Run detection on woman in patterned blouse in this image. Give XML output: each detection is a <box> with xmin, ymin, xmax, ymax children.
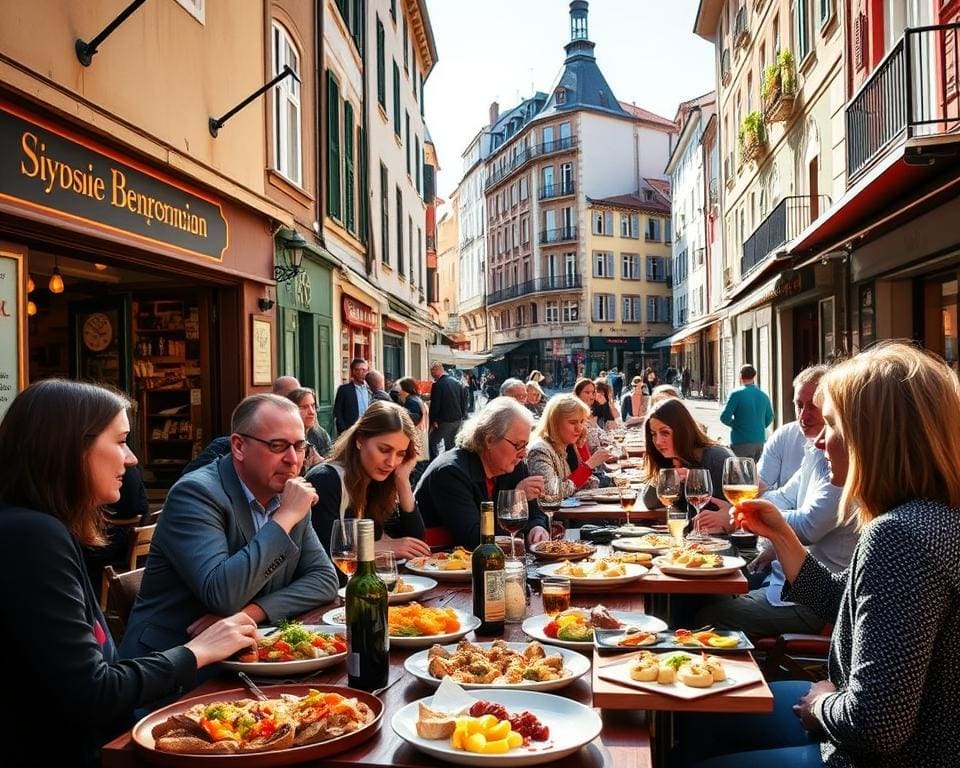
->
<box><xmin>690</xmin><ymin>341</ymin><xmax>960</xmax><ymax>767</ymax></box>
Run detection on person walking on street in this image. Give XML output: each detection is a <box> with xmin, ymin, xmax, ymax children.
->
<box><xmin>427</xmin><ymin>361</ymin><xmax>465</xmax><ymax>459</ymax></box>
<box><xmin>720</xmin><ymin>364</ymin><xmax>774</xmax><ymax>461</ymax></box>
<box><xmin>332</xmin><ymin>358</ymin><xmax>370</xmax><ymax>434</ymax></box>
<box><xmin>681</xmin><ymin>366</ymin><xmax>692</xmax><ymax>399</ymax></box>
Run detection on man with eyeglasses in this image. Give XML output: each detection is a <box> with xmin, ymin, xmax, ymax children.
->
<box><xmin>120</xmin><ymin>394</ymin><xmax>339</xmax><ymax>664</ymax></box>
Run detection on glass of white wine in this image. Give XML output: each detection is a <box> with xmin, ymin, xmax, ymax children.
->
<box><xmin>684</xmin><ymin>468</ymin><xmax>713</xmax><ymax>540</ymax></box>
<box><xmin>722</xmin><ymin>456</ymin><xmax>759</xmax><ymax>533</ymax></box>
<box><xmin>375</xmin><ymin>551</ymin><xmax>398</xmax><ymax>593</ymax></box>
<box><xmin>657</xmin><ymin>468</ymin><xmax>685</xmax><ymax>546</ymax></box>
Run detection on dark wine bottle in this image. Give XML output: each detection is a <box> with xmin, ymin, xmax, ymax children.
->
<box><xmin>346</xmin><ymin>519</ymin><xmax>389</xmax><ymax>690</ymax></box>
<box><xmin>472</xmin><ymin>501</ymin><xmax>505</xmax><ymax>635</ymax></box>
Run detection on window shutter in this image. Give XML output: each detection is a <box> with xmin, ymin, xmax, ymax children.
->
<box><xmin>593</xmin><ymin>295</ymin><xmax>601</xmax><ymax>319</ymax></box>
<box><xmin>326</xmin><ymin>71</ymin><xmax>341</xmax><ymax>220</ymax></box>
<box><xmin>393</xmin><ymin>61</ymin><xmax>401</xmax><ymax>134</ymax></box>
<box><xmin>632</xmin><ymin>214</ymin><xmax>640</xmax><ymax>238</ymax></box>
<box><xmin>604</xmin><ymin>211</ymin><xmax>613</xmax><ymax>235</ymax></box>
<box><xmin>358</xmin><ymin>126</ymin><xmax>367</xmax><ymax>242</ymax></box>
<box><xmin>376</xmin><ymin>18</ymin><xmax>386</xmax><ymax>107</ymax></box>
<box><xmin>607</xmin><ymin>294</ymin><xmax>615</xmax><ymax>321</ymax></box>
<box><xmin>344</xmin><ymin>101</ymin><xmax>355</xmax><ymax>233</ymax></box>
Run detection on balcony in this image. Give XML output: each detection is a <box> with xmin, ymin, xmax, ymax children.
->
<box><xmin>846</xmin><ymin>23</ymin><xmax>960</xmax><ymax>181</ymax></box>
<box><xmin>741</xmin><ymin>195</ymin><xmax>829</xmax><ymax>276</ymax></box>
<box><xmin>539</xmin><ymin>226</ymin><xmax>578</xmax><ymax>245</ymax></box>
<box><xmin>484</xmin><ymin>136</ymin><xmax>579</xmax><ymax>192</ymax></box>
<box><xmin>538</xmin><ymin>181</ymin><xmax>576</xmax><ymax>201</ymax></box>
<box><xmin>486</xmin><ymin>274</ymin><xmax>583</xmax><ymax>306</ymax></box>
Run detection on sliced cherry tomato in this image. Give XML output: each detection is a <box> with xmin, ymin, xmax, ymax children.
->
<box><xmin>333</xmin><ymin>640</ymin><xmax>347</xmax><ymax>653</ymax></box>
<box><xmin>543</xmin><ymin>621</ymin><xmax>559</xmax><ymax>638</ymax></box>
<box><xmin>674</xmin><ymin>628</ymin><xmax>692</xmax><ymax>637</ymax></box>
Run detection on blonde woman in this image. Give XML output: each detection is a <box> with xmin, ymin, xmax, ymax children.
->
<box><xmin>527</xmin><ymin>395</ymin><xmax>613</xmax><ymax>499</ymax></box>
<box><xmin>700</xmin><ymin>342</ymin><xmax>960</xmax><ymax>767</ymax></box>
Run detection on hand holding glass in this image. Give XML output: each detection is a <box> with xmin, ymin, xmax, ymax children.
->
<box><xmin>497</xmin><ymin>490</ymin><xmax>529</xmax><ymax>559</ymax></box>
<box><xmin>722</xmin><ymin>457</ymin><xmax>759</xmax><ymax>533</ymax></box>
<box><xmin>330</xmin><ymin>519</ymin><xmax>358</xmax><ymax>579</ymax></box>
<box><xmin>684</xmin><ymin>468</ymin><xmax>713</xmax><ymax>540</ymax></box>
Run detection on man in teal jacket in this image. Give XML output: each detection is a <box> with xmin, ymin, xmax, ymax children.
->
<box><xmin>720</xmin><ymin>364</ymin><xmax>774</xmax><ymax>460</ymax></box>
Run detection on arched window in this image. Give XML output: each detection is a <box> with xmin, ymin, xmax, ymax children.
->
<box><xmin>272</xmin><ymin>21</ymin><xmax>302</xmax><ymax>185</ymax></box>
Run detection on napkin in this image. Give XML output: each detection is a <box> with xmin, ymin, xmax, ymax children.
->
<box><xmin>430</xmin><ymin>677</ymin><xmax>476</xmax><ymax>715</ymax></box>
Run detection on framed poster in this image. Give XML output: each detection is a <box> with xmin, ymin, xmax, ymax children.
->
<box><xmin>252</xmin><ymin>315</ymin><xmax>272</xmax><ymax>386</ymax></box>
<box><xmin>0</xmin><ymin>249</ymin><xmax>26</xmax><ymax>422</ymax></box>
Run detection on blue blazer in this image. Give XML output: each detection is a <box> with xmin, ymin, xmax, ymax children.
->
<box><xmin>119</xmin><ymin>455</ymin><xmax>339</xmax><ymax>659</ymax></box>
<box><xmin>333</xmin><ymin>382</ymin><xmax>362</xmax><ymax>434</ymax></box>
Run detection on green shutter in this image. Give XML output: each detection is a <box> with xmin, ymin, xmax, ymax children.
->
<box><xmin>326</xmin><ymin>71</ymin><xmax>341</xmax><ymax>220</ymax></box>
<box><xmin>393</xmin><ymin>61</ymin><xmax>401</xmax><ymax>135</ymax></box>
<box><xmin>405</xmin><ymin>112</ymin><xmax>411</xmax><ymax>175</ymax></box>
<box><xmin>344</xmin><ymin>101</ymin><xmax>355</xmax><ymax>233</ymax></box>
<box><xmin>358</xmin><ymin>126</ymin><xmax>368</xmax><ymax>243</ymax></box>
<box><xmin>415</xmin><ymin>137</ymin><xmax>421</xmax><ymax>196</ymax></box>
<box><xmin>376</xmin><ymin>18</ymin><xmax>385</xmax><ymax>108</ymax></box>
<box><xmin>351</xmin><ymin>0</ymin><xmax>363</xmax><ymax>54</ymax></box>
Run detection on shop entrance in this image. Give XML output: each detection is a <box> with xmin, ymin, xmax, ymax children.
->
<box><xmin>25</xmin><ymin>250</ymin><xmax>221</xmax><ymax>489</ymax></box>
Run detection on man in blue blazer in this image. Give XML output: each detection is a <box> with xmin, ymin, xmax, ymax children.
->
<box><xmin>120</xmin><ymin>394</ymin><xmax>339</xmax><ymax>660</ymax></box>
<box><xmin>332</xmin><ymin>357</ymin><xmax>371</xmax><ymax>434</ymax></box>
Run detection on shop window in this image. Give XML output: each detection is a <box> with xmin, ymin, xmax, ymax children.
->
<box><xmin>273</xmin><ymin>22</ymin><xmax>302</xmax><ymax>186</ymax></box>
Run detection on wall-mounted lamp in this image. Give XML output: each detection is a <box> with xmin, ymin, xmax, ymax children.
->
<box><xmin>274</xmin><ymin>229</ymin><xmax>307</xmax><ymax>283</ymax></box>
<box><xmin>49</xmin><ymin>256</ymin><xmax>65</xmax><ymax>294</ymax></box>
<box><xmin>75</xmin><ymin>0</ymin><xmax>148</xmax><ymax>66</ymax></box>
<box><xmin>209</xmin><ymin>65</ymin><xmax>300</xmax><ymax>138</ymax></box>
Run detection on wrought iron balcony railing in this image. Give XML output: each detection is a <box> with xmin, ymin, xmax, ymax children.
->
<box><xmin>484</xmin><ymin>136</ymin><xmax>579</xmax><ymax>191</ymax></box>
<box><xmin>741</xmin><ymin>195</ymin><xmax>829</xmax><ymax>276</ymax></box>
<box><xmin>538</xmin><ymin>181</ymin><xmax>575</xmax><ymax>200</ymax></box>
<box><xmin>486</xmin><ymin>274</ymin><xmax>583</xmax><ymax>306</ymax></box>
<box><xmin>538</xmin><ymin>226</ymin><xmax>578</xmax><ymax>245</ymax></box>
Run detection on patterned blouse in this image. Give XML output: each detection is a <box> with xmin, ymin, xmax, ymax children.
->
<box><xmin>785</xmin><ymin>498</ymin><xmax>960</xmax><ymax>767</ymax></box>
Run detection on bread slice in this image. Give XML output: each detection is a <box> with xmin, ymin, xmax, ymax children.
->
<box><xmin>416</xmin><ymin>703</ymin><xmax>456</xmax><ymax>740</ymax></box>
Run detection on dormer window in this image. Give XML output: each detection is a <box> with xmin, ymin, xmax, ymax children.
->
<box><xmin>555</xmin><ymin>87</ymin><xmax>567</xmax><ymax>105</ymax></box>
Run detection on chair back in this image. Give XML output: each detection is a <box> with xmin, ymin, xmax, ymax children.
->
<box><xmin>101</xmin><ymin>565</ymin><xmax>144</xmax><ymax>643</ymax></box>
<box><xmin>128</xmin><ymin>523</ymin><xmax>156</xmax><ymax>570</ymax></box>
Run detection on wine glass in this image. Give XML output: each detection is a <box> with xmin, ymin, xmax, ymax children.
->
<box><xmin>656</xmin><ymin>468</ymin><xmax>683</xmax><ymax>510</ymax></box>
<box><xmin>540</xmin><ymin>477</ymin><xmax>563</xmax><ymax>541</ymax></box>
<box><xmin>722</xmin><ymin>457</ymin><xmax>760</xmax><ymax>533</ymax></box>
<box><xmin>497</xmin><ymin>489</ymin><xmax>529</xmax><ymax>560</ymax></box>
<box><xmin>375</xmin><ymin>551</ymin><xmax>398</xmax><ymax>592</ymax></box>
<box><xmin>330</xmin><ymin>518</ymin><xmax>358</xmax><ymax>580</ymax></box>
<box><xmin>618</xmin><ymin>485</ymin><xmax>637</xmax><ymax>526</ymax></box>
<box><xmin>684</xmin><ymin>468</ymin><xmax>713</xmax><ymax>540</ymax></box>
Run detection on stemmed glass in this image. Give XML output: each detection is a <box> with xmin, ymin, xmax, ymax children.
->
<box><xmin>722</xmin><ymin>457</ymin><xmax>759</xmax><ymax>533</ymax></box>
<box><xmin>684</xmin><ymin>468</ymin><xmax>713</xmax><ymax>540</ymax></box>
<box><xmin>330</xmin><ymin>518</ymin><xmax>358</xmax><ymax>581</ymax></box>
<box><xmin>497</xmin><ymin>489</ymin><xmax>529</xmax><ymax>560</ymax></box>
<box><xmin>540</xmin><ymin>478</ymin><xmax>563</xmax><ymax>541</ymax></box>
<box><xmin>375</xmin><ymin>552</ymin><xmax>398</xmax><ymax>592</ymax></box>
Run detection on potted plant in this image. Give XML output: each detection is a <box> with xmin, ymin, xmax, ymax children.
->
<box><xmin>739</xmin><ymin>111</ymin><xmax>766</xmax><ymax>163</ymax></box>
<box><xmin>762</xmin><ymin>64</ymin><xmax>781</xmax><ymax>101</ymax></box>
<box><xmin>778</xmin><ymin>49</ymin><xmax>796</xmax><ymax>95</ymax></box>
<box><xmin>764</xmin><ymin>50</ymin><xmax>797</xmax><ymax>122</ymax></box>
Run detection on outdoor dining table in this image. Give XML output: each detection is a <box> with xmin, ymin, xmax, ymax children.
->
<box><xmin>101</xmin><ymin>548</ymin><xmax>762</xmax><ymax>768</ymax></box>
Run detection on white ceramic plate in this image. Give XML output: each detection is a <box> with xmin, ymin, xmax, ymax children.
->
<box><xmin>404</xmin><ymin>640</ymin><xmax>590</xmax><ymax>692</ymax></box>
<box><xmin>559</xmin><ymin>498</ymin><xmax>581</xmax><ymax>508</ymax></box>
<box><xmin>596</xmin><ymin>651</ymin><xmax>765</xmax><ymax>700</ymax></box>
<box><xmin>653</xmin><ymin>554</ymin><xmax>747</xmax><ymax>577</ymax></box>
<box><xmin>536</xmin><ymin>560</ymin><xmax>648</xmax><ymax>589</ymax></box>
<box><xmin>336</xmin><ymin>574</ymin><xmax>438</xmax><ymax>604</ymax></box>
<box><xmin>406</xmin><ymin>557</ymin><xmax>472</xmax><ymax>582</ymax></box>
<box><xmin>521</xmin><ymin>610</ymin><xmax>667</xmax><ymax>649</ymax></box>
<box><xmin>321</xmin><ymin>607</ymin><xmax>481</xmax><ymax>649</ymax></box>
<box><xmin>612</xmin><ymin>535</ymin><xmax>678</xmax><ymax>553</ymax></box>
<box><xmin>219</xmin><ymin>625</ymin><xmax>347</xmax><ymax>677</ymax></box>
<box><xmin>391</xmin><ymin>688</ymin><xmax>602</xmax><ymax>766</ymax></box>
<box><xmin>613</xmin><ymin>524</ymin><xmax>655</xmax><ymax>536</ymax></box>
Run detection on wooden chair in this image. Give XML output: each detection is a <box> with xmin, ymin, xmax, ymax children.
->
<box><xmin>127</xmin><ymin>523</ymin><xmax>156</xmax><ymax>570</ymax></box>
<box><xmin>758</xmin><ymin>626</ymin><xmax>832</xmax><ymax>681</ymax></box>
<box><xmin>101</xmin><ymin>566</ymin><xmax>144</xmax><ymax>643</ymax></box>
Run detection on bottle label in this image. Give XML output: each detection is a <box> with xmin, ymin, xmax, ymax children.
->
<box><xmin>482</xmin><ymin>570</ymin><xmax>506</xmax><ymax>622</ymax></box>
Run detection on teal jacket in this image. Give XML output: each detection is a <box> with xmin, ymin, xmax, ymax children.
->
<box><xmin>720</xmin><ymin>383</ymin><xmax>774</xmax><ymax>445</ymax></box>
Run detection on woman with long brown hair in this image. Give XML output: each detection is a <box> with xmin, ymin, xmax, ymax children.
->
<box><xmin>0</xmin><ymin>380</ymin><xmax>256</xmax><ymax>768</ymax></box>
<box><xmin>306</xmin><ymin>400</ymin><xmax>430</xmax><ymax>564</ymax></box>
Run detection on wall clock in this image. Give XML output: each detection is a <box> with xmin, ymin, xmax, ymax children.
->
<box><xmin>82</xmin><ymin>311</ymin><xmax>114</xmax><ymax>352</ymax></box>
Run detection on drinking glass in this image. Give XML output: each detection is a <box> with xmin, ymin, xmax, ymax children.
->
<box><xmin>375</xmin><ymin>551</ymin><xmax>398</xmax><ymax>592</ymax></box>
<box><xmin>618</xmin><ymin>486</ymin><xmax>637</xmax><ymax>526</ymax></box>
<box><xmin>684</xmin><ymin>468</ymin><xmax>714</xmax><ymax>540</ymax></box>
<box><xmin>330</xmin><ymin>518</ymin><xmax>358</xmax><ymax>580</ymax></box>
<box><xmin>541</xmin><ymin>577</ymin><xmax>572</xmax><ymax>616</ymax></box>
<box><xmin>540</xmin><ymin>477</ymin><xmax>563</xmax><ymax>541</ymax></box>
<box><xmin>722</xmin><ymin>457</ymin><xmax>759</xmax><ymax>533</ymax></box>
<box><xmin>497</xmin><ymin>489</ymin><xmax>529</xmax><ymax>560</ymax></box>
<box><xmin>667</xmin><ymin>506</ymin><xmax>688</xmax><ymax>547</ymax></box>
<box><xmin>656</xmin><ymin>468</ymin><xmax>683</xmax><ymax>510</ymax></box>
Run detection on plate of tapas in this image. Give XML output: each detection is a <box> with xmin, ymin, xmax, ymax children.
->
<box><xmin>392</xmin><ymin>687</ymin><xmax>602</xmax><ymax>765</ymax></box>
<box><xmin>537</xmin><ymin>559</ymin><xmax>648</xmax><ymax>589</ymax></box>
<box><xmin>403</xmin><ymin>639</ymin><xmax>590</xmax><ymax>692</ymax></box>
<box><xmin>596</xmin><ymin>650</ymin><xmax>764</xmax><ymax>700</ymax></box>
<box><xmin>522</xmin><ymin>605</ymin><xmax>667</xmax><ymax>649</ymax></box>
<box><xmin>653</xmin><ymin>552</ymin><xmax>747</xmax><ymax>577</ymax></box>
<box><xmin>219</xmin><ymin>622</ymin><xmax>347</xmax><ymax>677</ymax></box>
<box><xmin>321</xmin><ymin>604</ymin><xmax>481</xmax><ymax>649</ymax></box>
<box><xmin>527</xmin><ymin>540</ymin><xmax>596</xmax><ymax>562</ymax></box>
<box><xmin>336</xmin><ymin>574</ymin><xmax>437</xmax><ymax>604</ymax></box>
<box><xmin>594</xmin><ymin>628</ymin><xmax>753</xmax><ymax>653</ymax></box>
<box><xmin>406</xmin><ymin>548</ymin><xmax>472</xmax><ymax>581</ymax></box>
<box><xmin>611</xmin><ymin>533</ymin><xmax>678</xmax><ymax>553</ymax></box>
<box><xmin>132</xmin><ymin>684</ymin><xmax>382</xmax><ymax>764</ymax></box>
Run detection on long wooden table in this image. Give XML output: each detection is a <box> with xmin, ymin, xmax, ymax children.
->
<box><xmin>102</xmin><ymin>559</ymin><xmax>763</xmax><ymax>768</ymax></box>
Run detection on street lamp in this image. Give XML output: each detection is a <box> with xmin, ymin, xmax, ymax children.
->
<box><xmin>274</xmin><ymin>229</ymin><xmax>307</xmax><ymax>283</ymax></box>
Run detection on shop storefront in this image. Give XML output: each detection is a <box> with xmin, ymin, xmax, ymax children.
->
<box><xmin>0</xmin><ymin>100</ymin><xmax>274</xmax><ymax>488</ymax></box>
<box><xmin>587</xmin><ymin>336</ymin><xmax>664</xmax><ymax>382</ymax></box>
<box><xmin>382</xmin><ymin>317</ymin><xmax>407</xmax><ymax>386</ymax></box>
<box><xmin>339</xmin><ymin>294</ymin><xmax>378</xmax><ymax>381</ymax></box>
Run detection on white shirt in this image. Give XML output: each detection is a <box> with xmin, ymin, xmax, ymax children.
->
<box><xmin>761</xmin><ymin>446</ymin><xmax>859</xmax><ymax>606</ymax></box>
<box><xmin>758</xmin><ymin>421</ymin><xmax>807</xmax><ymax>490</ymax></box>
<box><xmin>353</xmin><ymin>381</ymin><xmax>370</xmax><ymax>414</ymax></box>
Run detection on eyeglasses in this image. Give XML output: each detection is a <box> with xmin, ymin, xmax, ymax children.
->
<box><xmin>502</xmin><ymin>437</ymin><xmax>528</xmax><ymax>452</ymax></box>
<box><xmin>238</xmin><ymin>433</ymin><xmax>308</xmax><ymax>454</ymax></box>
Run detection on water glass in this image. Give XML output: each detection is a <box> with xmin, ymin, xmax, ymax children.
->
<box><xmin>541</xmin><ymin>577</ymin><xmax>572</xmax><ymax>616</ymax></box>
<box><xmin>375</xmin><ymin>551</ymin><xmax>398</xmax><ymax>592</ymax></box>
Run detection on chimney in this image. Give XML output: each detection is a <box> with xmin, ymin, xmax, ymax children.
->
<box><xmin>489</xmin><ymin>100</ymin><xmax>500</xmax><ymax>125</ymax></box>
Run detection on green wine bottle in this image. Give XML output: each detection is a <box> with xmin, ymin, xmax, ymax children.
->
<box><xmin>346</xmin><ymin>519</ymin><xmax>389</xmax><ymax>690</ymax></box>
<box><xmin>472</xmin><ymin>501</ymin><xmax>505</xmax><ymax>635</ymax></box>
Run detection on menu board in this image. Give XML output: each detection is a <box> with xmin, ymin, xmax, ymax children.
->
<box><xmin>0</xmin><ymin>251</ymin><xmax>25</xmax><ymax>422</ymax></box>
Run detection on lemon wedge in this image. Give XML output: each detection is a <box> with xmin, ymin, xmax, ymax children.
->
<box><xmin>706</xmin><ymin>635</ymin><xmax>740</xmax><ymax>648</ymax></box>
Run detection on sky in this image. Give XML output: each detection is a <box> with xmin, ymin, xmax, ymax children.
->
<box><xmin>423</xmin><ymin>0</ymin><xmax>716</xmax><ymax>199</ymax></box>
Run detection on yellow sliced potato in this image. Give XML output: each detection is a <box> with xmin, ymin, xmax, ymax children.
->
<box><xmin>482</xmin><ymin>738</ymin><xmax>510</xmax><ymax>754</ymax></box>
<box><xmin>465</xmin><ymin>732</ymin><xmax>488</xmax><ymax>753</ymax></box>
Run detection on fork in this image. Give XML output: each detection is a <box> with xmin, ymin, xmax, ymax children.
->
<box><xmin>238</xmin><ymin>671</ymin><xmax>269</xmax><ymax>701</ymax></box>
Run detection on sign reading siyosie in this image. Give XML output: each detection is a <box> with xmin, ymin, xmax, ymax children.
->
<box><xmin>0</xmin><ymin>102</ymin><xmax>227</xmax><ymax>260</ymax></box>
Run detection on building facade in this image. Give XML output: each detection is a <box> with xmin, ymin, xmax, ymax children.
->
<box><xmin>455</xmin><ymin>126</ymin><xmax>492</xmax><ymax>354</ymax></box>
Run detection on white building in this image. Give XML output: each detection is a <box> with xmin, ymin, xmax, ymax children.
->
<box><xmin>456</xmin><ymin>125</ymin><xmax>493</xmax><ymax>353</ymax></box>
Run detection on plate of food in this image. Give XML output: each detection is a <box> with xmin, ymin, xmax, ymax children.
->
<box><xmin>596</xmin><ymin>651</ymin><xmax>764</xmax><ymax>700</ymax></box>
<box><xmin>132</xmin><ymin>685</ymin><xmax>382</xmax><ymax>764</ymax></box>
<box><xmin>558</xmin><ymin>498</ymin><xmax>580</xmax><ymax>508</ymax></box>
<box><xmin>611</xmin><ymin>533</ymin><xmax>678</xmax><ymax>553</ymax></box>
<box><xmin>653</xmin><ymin>552</ymin><xmax>747</xmax><ymax>577</ymax></box>
<box><xmin>406</xmin><ymin>547</ymin><xmax>472</xmax><ymax>581</ymax></box>
<box><xmin>404</xmin><ymin>639</ymin><xmax>590</xmax><ymax>692</ymax></box>
<box><xmin>392</xmin><ymin>686</ymin><xmax>602</xmax><ymax>766</ymax></box>
<box><xmin>613</xmin><ymin>524</ymin><xmax>655</xmax><ymax>536</ymax></box>
<box><xmin>219</xmin><ymin>622</ymin><xmax>347</xmax><ymax>677</ymax></box>
<box><xmin>336</xmin><ymin>574</ymin><xmax>437</xmax><ymax>604</ymax></box>
<box><xmin>522</xmin><ymin>605</ymin><xmax>667</xmax><ymax>649</ymax></box>
<box><xmin>527</xmin><ymin>540</ymin><xmax>596</xmax><ymax>562</ymax></box>
<box><xmin>537</xmin><ymin>558</ymin><xmax>648</xmax><ymax>588</ymax></box>
<box><xmin>321</xmin><ymin>603</ymin><xmax>481</xmax><ymax>648</ymax></box>
<box><xmin>594</xmin><ymin>627</ymin><xmax>752</xmax><ymax>653</ymax></box>
<box><xmin>573</xmin><ymin>488</ymin><xmax>622</xmax><ymax>504</ymax></box>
